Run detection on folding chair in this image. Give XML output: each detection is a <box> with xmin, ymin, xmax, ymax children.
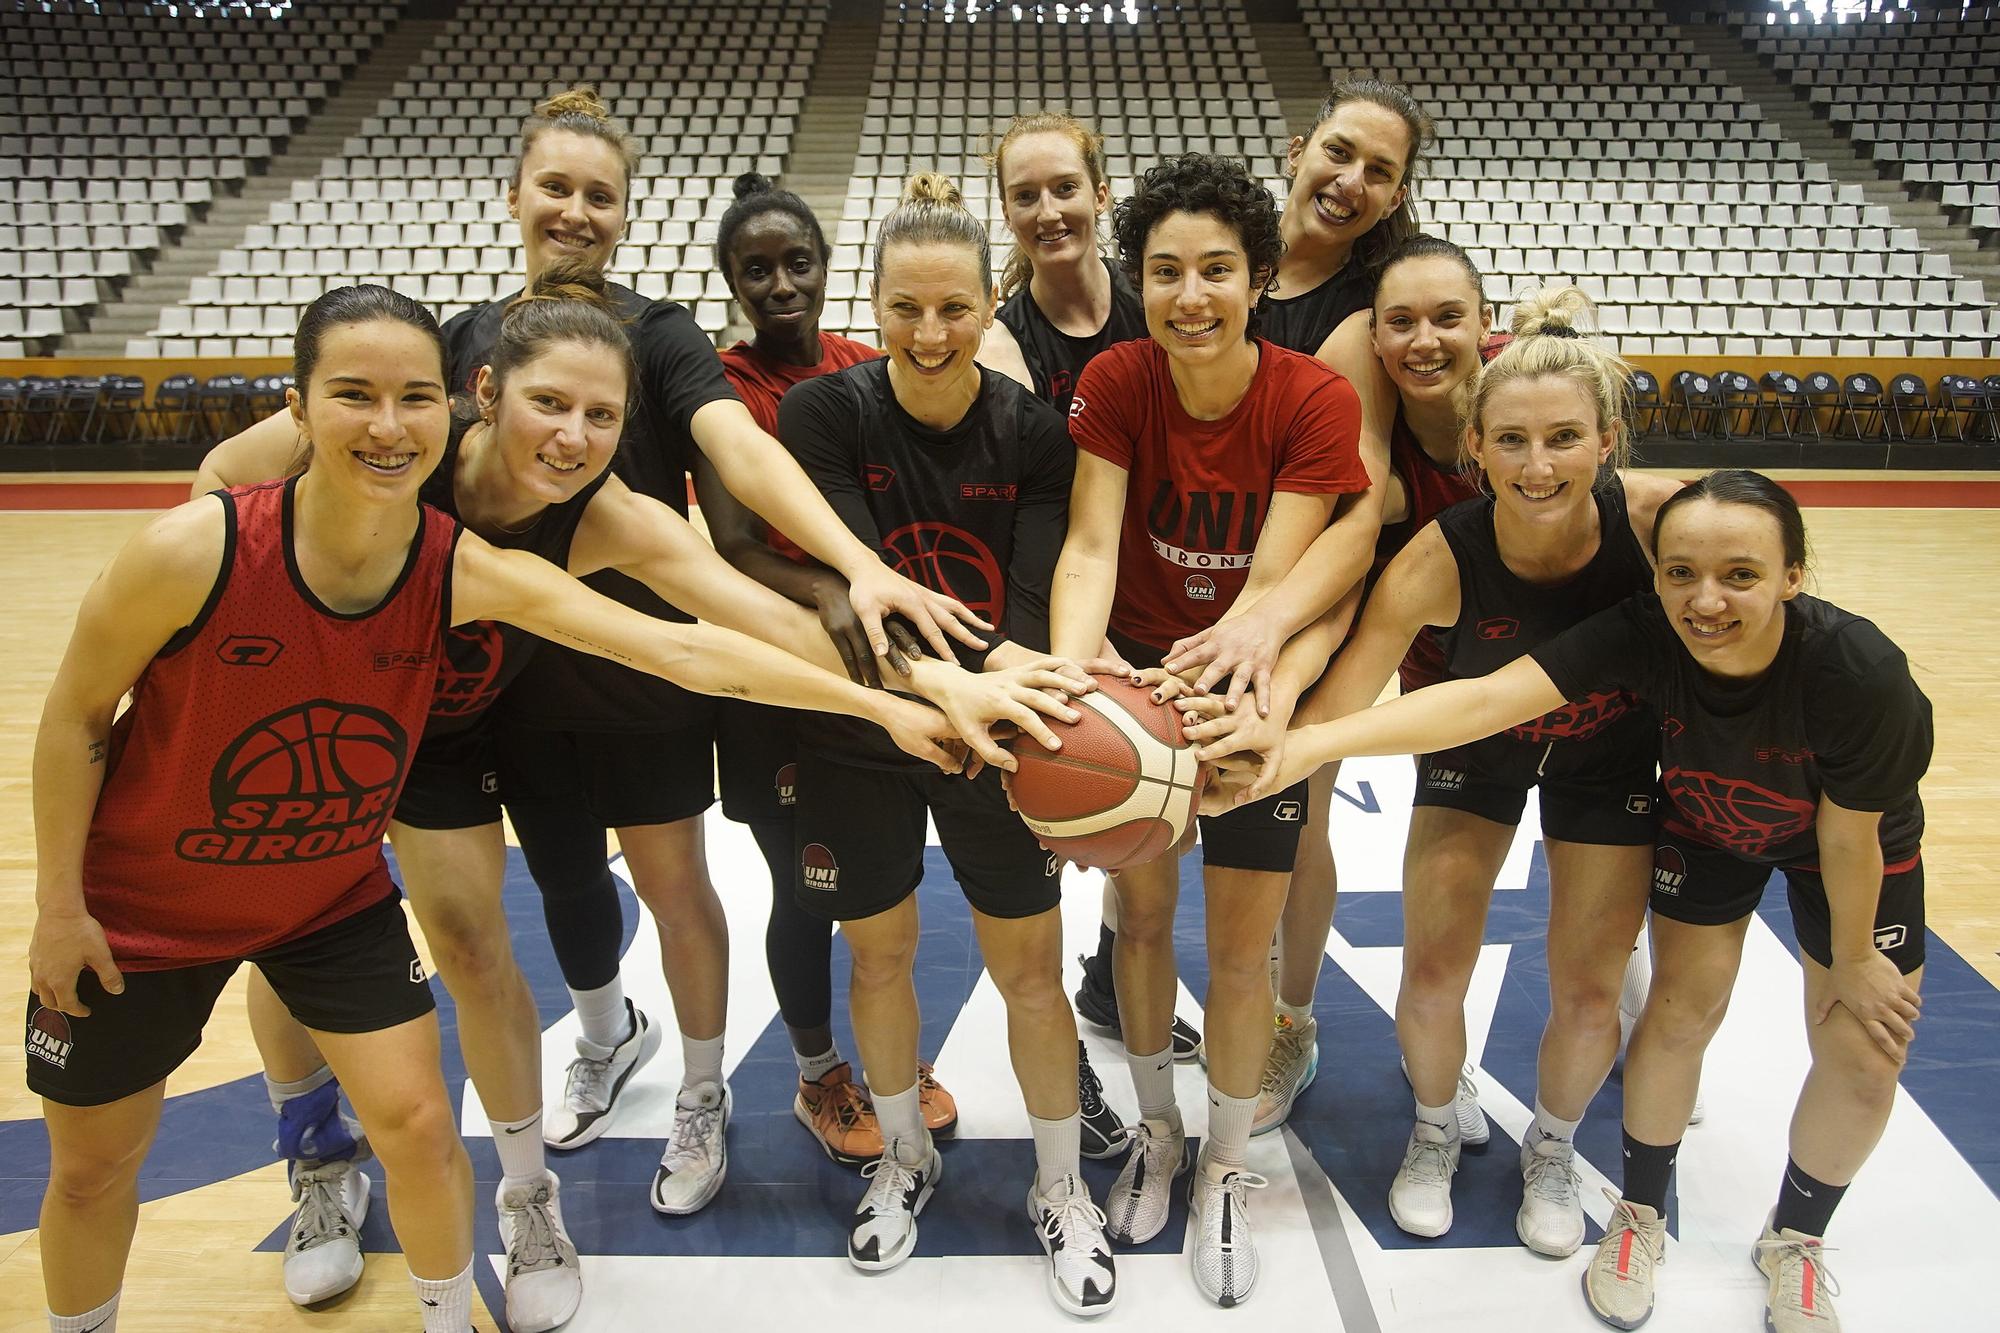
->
<box><xmin>1715</xmin><ymin>369</ymin><xmax>1762</xmax><ymax>439</ymax></box>
<box><xmin>1757</xmin><ymin>370</ymin><xmax>1813</xmax><ymax>440</ymax></box>
<box><xmin>1628</xmin><ymin>369</ymin><xmax>1666</xmax><ymax>436</ymax></box>
<box><xmin>1837</xmin><ymin>372</ymin><xmax>1885</xmax><ymax>441</ymax></box>
<box><xmin>148</xmin><ymin>373</ymin><xmax>198</xmax><ymax>445</ymax></box>
<box><xmin>1885</xmin><ymin>373</ymin><xmax>1934</xmax><ymax>441</ymax></box>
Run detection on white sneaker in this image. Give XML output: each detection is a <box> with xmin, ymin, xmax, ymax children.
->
<box><xmin>1189</xmin><ymin>1162</ymin><xmax>1269</xmax><ymax>1307</ymax></box>
<box><xmin>282</xmin><ymin>1160</ymin><xmax>368</xmax><ymax>1305</ymax></box>
<box><xmin>1251</xmin><ymin>1012</ymin><xmax>1317</xmax><ymax>1135</ymax></box>
<box><xmin>847</xmin><ymin>1137</ymin><xmax>941</xmax><ymax>1271</ymax></box>
<box><xmin>545</xmin><ymin>1001</ymin><xmax>661</xmax><ymax>1151</ymax></box>
<box><xmin>1398</xmin><ymin>1057</ymin><xmax>1490</xmax><ymax>1149</ymax></box>
<box><xmin>1028</xmin><ymin>1173</ymin><xmax>1117</xmax><ymax>1316</ymax></box>
<box><xmin>1753</xmin><ymin>1209</ymin><xmax>1842</xmax><ymax>1331</ymax></box>
<box><xmin>1689</xmin><ymin>1092</ymin><xmax>1706</xmax><ymax>1127</ymax></box>
<box><xmin>496</xmin><ymin>1170</ymin><xmax>582</xmax><ymax>1333</ymax></box>
<box><xmin>1388</xmin><ymin>1121</ymin><xmax>1460</xmax><ymax>1238</ymax></box>
<box><xmin>650</xmin><ymin>1081</ymin><xmax>730</xmax><ymax>1215</ymax></box>
<box><xmin>1104</xmin><ymin>1116</ymin><xmax>1189</xmax><ymax>1244</ymax></box>
<box><xmin>1517</xmin><ymin>1137</ymin><xmax>1585</xmax><ymax>1257</ymax></box>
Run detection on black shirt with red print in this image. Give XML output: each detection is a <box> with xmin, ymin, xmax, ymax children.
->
<box><xmin>1532</xmin><ymin>592</ymin><xmax>1932</xmax><ymax>867</ymax></box>
<box><xmin>994</xmin><ymin>258</ymin><xmax>1147</xmax><ymax>418</ymax></box>
<box><xmin>778</xmin><ymin>359</ymin><xmax>1075</xmax><ymax>769</ymax></box>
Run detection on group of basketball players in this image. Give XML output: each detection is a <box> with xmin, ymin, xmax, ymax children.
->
<box><xmin>25</xmin><ymin>75</ymin><xmax>1929</xmax><ymax>1333</ymax></box>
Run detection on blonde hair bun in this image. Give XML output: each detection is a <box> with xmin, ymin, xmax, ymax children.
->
<box><xmin>534</xmin><ymin>86</ymin><xmax>613</xmax><ymax>124</ymax></box>
<box><xmin>1508</xmin><ymin>284</ymin><xmax>1598</xmax><ymax>339</ymax></box>
<box><xmin>900</xmin><ymin>171</ymin><xmax>965</xmax><ymax>210</ymax></box>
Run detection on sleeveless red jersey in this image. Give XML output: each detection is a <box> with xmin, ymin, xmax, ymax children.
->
<box><xmin>719</xmin><ymin>333</ymin><xmax>878</xmax><ymax>563</ymax></box>
<box><xmin>1371</xmin><ymin>409</ymin><xmax>1479</xmax><ymax>692</ymax></box>
<box><xmin>82</xmin><ymin>478</ymin><xmax>459</xmax><ymax>970</ymax></box>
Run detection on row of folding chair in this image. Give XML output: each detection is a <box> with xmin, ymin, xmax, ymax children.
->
<box><xmin>1639</xmin><ymin>370</ymin><xmax>2000</xmax><ymax>445</ymax></box>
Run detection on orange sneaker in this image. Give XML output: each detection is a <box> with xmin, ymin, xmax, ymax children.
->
<box><xmin>794</xmin><ymin>1062</ymin><xmax>883</xmax><ymax>1166</ymax></box>
<box><xmin>917</xmin><ymin>1061</ymin><xmax>958</xmax><ymax>1136</ymax></box>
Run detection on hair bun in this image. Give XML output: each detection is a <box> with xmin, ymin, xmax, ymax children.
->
<box><xmin>900</xmin><ymin>171</ymin><xmax>965</xmax><ymax>210</ymax></box>
<box><xmin>534</xmin><ymin>86</ymin><xmax>612</xmax><ymax>124</ymax></box>
<box><xmin>508</xmin><ymin>257</ymin><xmax>614</xmax><ymax>323</ymax></box>
<box><xmin>733</xmin><ymin>172</ymin><xmax>775</xmax><ymax>202</ymax></box>
<box><xmin>1508</xmin><ymin>284</ymin><xmax>1597</xmax><ymax>339</ymax></box>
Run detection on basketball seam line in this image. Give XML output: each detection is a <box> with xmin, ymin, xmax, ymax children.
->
<box><xmin>1019</xmin><ymin>750</ymin><xmax>1200</xmax><ymax>792</ymax></box>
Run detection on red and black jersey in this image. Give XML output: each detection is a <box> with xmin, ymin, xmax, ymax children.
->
<box><xmin>82</xmin><ymin>478</ymin><xmax>458</xmax><ymax>970</ymax></box>
<box><xmin>1534</xmin><ymin>593</ymin><xmax>1932</xmax><ymax>868</ymax></box>
<box><xmin>719</xmin><ymin>332</ymin><xmax>879</xmax><ymax>562</ymax></box>
<box><xmin>994</xmin><ymin>258</ymin><xmax>1147</xmax><ymax>417</ymax></box>
<box><xmin>1068</xmin><ymin>337</ymin><xmax>1368</xmax><ymax>650</ymax></box>
<box><xmin>778</xmin><ymin>360</ymin><xmax>1074</xmax><ymax>769</ymax></box>
<box><xmin>1373</xmin><ymin>409</ymin><xmax>1479</xmax><ymax>693</ymax></box>
<box><xmin>1431</xmin><ymin>477</ymin><xmax>1655</xmax><ymax>748</ymax></box>
<box><xmin>420</xmin><ymin>418</ymin><xmax>608</xmax><ymax>736</ymax></box>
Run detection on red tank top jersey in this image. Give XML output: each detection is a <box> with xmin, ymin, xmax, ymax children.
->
<box><xmin>719</xmin><ymin>332</ymin><xmax>878</xmax><ymax>561</ymax></box>
<box><xmin>1375</xmin><ymin>410</ymin><xmax>1479</xmax><ymax>692</ymax></box>
<box><xmin>1068</xmin><ymin>337</ymin><xmax>1368</xmax><ymax>648</ymax></box>
<box><xmin>83</xmin><ymin>478</ymin><xmax>460</xmax><ymax>970</ymax></box>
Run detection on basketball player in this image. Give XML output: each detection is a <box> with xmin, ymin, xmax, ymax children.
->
<box><xmin>778</xmin><ymin>173</ymin><xmax>1118</xmax><ymax>1316</ymax></box>
<box><xmin>703</xmin><ymin>172</ymin><xmax>955</xmax><ymax>1166</ymax></box>
<box><xmin>1048</xmin><ymin>153</ymin><xmax>1373</xmax><ymax>1306</ymax></box>
<box><xmin>25</xmin><ymin>286</ymin><xmax>978</xmax><ymax>1333</ymax></box>
<box><xmin>196</xmin><ymin>268</ymin><xmax>1069</xmax><ymax>1328</ymax></box>
<box><xmin>1196</xmin><ymin>469</ymin><xmax>1929</xmax><ymax>1333</ymax></box>
<box><xmin>1198</xmin><ymin>288</ymin><xmax>1680</xmax><ymax>1257</ymax></box>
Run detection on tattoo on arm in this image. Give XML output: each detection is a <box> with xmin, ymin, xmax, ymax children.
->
<box><xmin>553</xmin><ymin>633</ymin><xmax>636</xmax><ymax>665</ymax></box>
<box><xmin>87</xmin><ymin>741</ymin><xmax>105</xmax><ymax>764</ymax></box>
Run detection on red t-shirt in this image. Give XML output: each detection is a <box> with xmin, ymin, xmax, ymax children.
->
<box><xmin>719</xmin><ymin>332</ymin><xmax>879</xmax><ymax>560</ymax></box>
<box><xmin>1068</xmin><ymin>337</ymin><xmax>1368</xmax><ymax>647</ymax></box>
<box><xmin>83</xmin><ymin>479</ymin><xmax>458</xmax><ymax>969</ymax></box>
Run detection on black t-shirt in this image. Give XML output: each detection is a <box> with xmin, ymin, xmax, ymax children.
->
<box><xmin>994</xmin><ymin>258</ymin><xmax>1147</xmax><ymax>417</ymax></box>
<box><xmin>1257</xmin><ymin>260</ymin><xmax>1373</xmax><ymax>355</ymax></box>
<box><xmin>419</xmin><ymin>417</ymin><xmax>609</xmax><ymax>739</ymax></box>
<box><xmin>1532</xmin><ymin>593</ymin><xmax>1932</xmax><ymax>866</ymax></box>
<box><xmin>778</xmin><ymin>360</ymin><xmax>1075</xmax><ymax>769</ymax></box>
<box><xmin>441</xmin><ymin>284</ymin><xmax>737</xmax><ymax>733</ymax></box>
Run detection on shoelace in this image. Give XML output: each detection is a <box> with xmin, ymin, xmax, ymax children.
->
<box><xmin>563</xmin><ymin>1052</ymin><xmax>614</xmax><ymax>1112</ymax></box>
<box><xmin>1038</xmin><ymin>1177</ymin><xmax>1111</xmax><ymax>1251</ymax></box>
<box><xmin>661</xmin><ymin>1097</ymin><xmax>721</xmax><ymax>1173</ymax></box>
<box><xmin>1755</xmin><ymin>1234</ymin><xmax>1842</xmax><ymax>1310</ymax></box>
<box><xmin>1077</xmin><ymin>1053</ymin><xmax>1109</xmax><ymax>1116</ymax></box>
<box><xmin>818</xmin><ymin>1077</ymin><xmax>869</xmax><ymax>1131</ymax></box>
<box><xmin>1259</xmin><ymin>1023</ymin><xmax>1310</xmax><ymax>1095</ymax></box>
<box><xmin>1403</xmin><ymin>1134</ymin><xmax>1456</xmax><ymax>1185</ymax></box>
<box><xmin>1523</xmin><ymin>1145</ymin><xmax>1580</xmax><ymax>1206</ymax></box>
<box><xmin>859</xmin><ymin>1141</ymin><xmax>926</xmax><ymax>1208</ymax></box>
<box><xmin>289</xmin><ymin>1167</ymin><xmax>353</xmax><ymax>1253</ymax></box>
<box><xmin>1595</xmin><ymin>1188</ymin><xmax>1664</xmax><ymax>1272</ymax></box>
<box><xmin>502</xmin><ymin>1181</ymin><xmax>566</xmax><ymax>1278</ymax></box>
<box><xmin>1200</xmin><ymin>1170</ymin><xmax>1270</xmax><ymax>1243</ymax></box>
<box><xmin>1131</xmin><ymin>1121</ymin><xmax>1179</xmax><ymax>1175</ymax></box>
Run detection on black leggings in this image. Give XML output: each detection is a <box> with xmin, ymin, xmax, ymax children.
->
<box><xmin>752</xmin><ymin>818</ymin><xmax>835</xmax><ymax>1032</ymax></box>
<box><xmin>508</xmin><ymin>797</ymin><xmax>626</xmax><ymax>993</ymax></box>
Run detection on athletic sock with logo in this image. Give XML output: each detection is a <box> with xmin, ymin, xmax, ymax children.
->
<box><xmin>681</xmin><ymin>1031</ymin><xmax>725</xmax><ymax>1091</ymax></box>
<box><xmin>1415</xmin><ymin>1095</ymin><xmax>1458</xmax><ymax>1141</ymax></box>
<box><xmin>489</xmin><ymin>1110</ymin><xmax>547</xmax><ymax>1186</ymax></box>
<box><xmin>1530</xmin><ymin>1099</ymin><xmax>1582</xmax><ymax>1149</ymax></box>
<box><xmin>1620</xmin><ymin>1128</ymin><xmax>1680</xmax><ymax>1214</ymax></box>
<box><xmin>48</xmin><ymin>1292</ymin><xmax>118</xmax><ymax>1333</ymax></box>
<box><xmin>569</xmin><ymin>978</ymin><xmax>632</xmax><ymax>1050</ymax></box>
<box><xmin>1771</xmin><ymin>1156</ymin><xmax>1848</xmax><ymax>1238</ymax></box>
<box><xmin>1125</xmin><ymin>1044</ymin><xmax>1180</xmax><ymax>1131</ymax></box>
<box><xmin>411</xmin><ymin>1259</ymin><xmax>473</xmax><ymax>1333</ymax></box>
<box><xmin>1203</xmin><ymin>1084</ymin><xmax>1258</xmax><ymax>1175</ymax></box>
<box><xmin>1276</xmin><ymin>997</ymin><xmax>1313</xmax><ymax>1028</ymax></box>
<box><xmin>869</xmin><ymin>1079</ymin><xmax>929</xmax><ymax>1165</ymax></box>
<box><xmin>796</xmin><ymin>1044</ymin><xmax>843</xmax><ymax>1083</ymax></box>
<box><xmin>1028</xmin><ymin>1111</ymin><xmax>1083</xmax><ymax>1194</ymax></box>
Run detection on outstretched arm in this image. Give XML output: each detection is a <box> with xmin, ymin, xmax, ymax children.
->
<box><xmin>191</xmin><ymin>407</ymin><xmax>300</xmax><ymax>495</ymax></box>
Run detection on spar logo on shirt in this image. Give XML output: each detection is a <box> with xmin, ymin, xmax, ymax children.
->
<box><xmin>176</xmin><ymin>701</ymin><xmax>409</xmax><ymax>864</ymax></box>
<box><xmin>1146</xmin><ymin>483</ymin><xmax>1264</xmax><ymax>571</ymax></box>
<box><xmin>432</xmin><ymin>622</ymin><xmax>506</xmax><ymax>719</ymax></box>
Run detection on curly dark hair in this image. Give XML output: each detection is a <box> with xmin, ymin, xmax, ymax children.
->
<box><xmin>1113</xmin><ymin>154</ymin><xmax>1285</xmax><ymax>341</ymax></box>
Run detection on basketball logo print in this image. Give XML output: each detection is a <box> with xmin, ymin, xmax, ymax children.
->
<box><xmin>432</xmin><ymin>621</ymin><xmax>507</xmax><ymax>719</ymax></box>
<box><xmin>177</xmin><ymin>700</ymin><xmax>410</xmax><ymax>864</ymax></box>
<box><xmin>1661</xmin><ymin>767</ymin><xmax>1816</xmax><ymax>855</ymax></box>
<box><xmin>882</xmin><ymin>522</ymin><xmax>1004</xmax><ymax>624</ymax></box>
<box><xmin>27</xmin><ymin>1007</ymin><xmax>73</xmax><ymax>1070</ymax></box>
<box><xmin>1508</xmin><ymin>688</ymin><xmax>1632</xmax><ymax>743</ymax></box>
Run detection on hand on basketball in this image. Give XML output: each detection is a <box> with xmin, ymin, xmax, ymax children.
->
<box><xmin>809</xmin><ymin>573</ymin><xmax>885</xmax><ymax>688</ymax></box>
<box><xmin>29</xmin><ymin>904</ymin><xmax>124</xmax><ymax>1018</ymax></box>
<box><xmin>1163</xmin><ymin>605</ymin><xmax>1281</xmax><ymax>717</ymax></box>
<box><xmin>1177</xmin><ymin>692</ymin><xmax>1295</xmax><ymax>806</ymax></box>
<box><xmin>848</xmin><ymin>562</ymin><xmax>992</xmax><ymax>663</ymax></box>
<box><xmin>877</xmin><ymin>695</ymin><xmax>967</xmax><ymax>775</ymax></box>
<box><xmin>932</xmin><ymin>661</ymin><xmax>1089</xmax><ymax>772</ymax></box>
<box><xmin>1818</xmin><ymin>950</ymin><xmax>1923</xmax><ymax>1060</ymax></box>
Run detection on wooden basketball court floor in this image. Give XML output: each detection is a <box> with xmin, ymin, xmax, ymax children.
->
<box><xmin>0</xmin><ymin>470</ymin><xmax>1996</xmax><ymax>1332</ymax></box>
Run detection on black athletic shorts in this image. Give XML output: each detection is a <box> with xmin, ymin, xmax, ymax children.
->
<box><xmin>715</xmin><ymin>698</ymin><xmax>799</xmax><ymax>825</ymax></box>
<box><xmin>391</xmin><ymin>724</ymin><xmax>502</xmax><ymax>831</ymax></box>
<box><xmin>1109</xmin><ymin>628</ymin><xmax>1308</xmax><ymax>874</ymax></box>
<box><xmin>1412</xmin><ymin>715</ymin><xmax>1660</xmax><ymax>847</ymax></box>
<box><xmin>25</xmin><ymin>893</ymin><xmax>435</xmax><ymax>1108</ymax></box>
<box><xmin>495</xmin><ymin>722</ymin><xmax>716</xmax><ymax>829</ymax></box>
<box><xmin>1649</xmin><ymin>832</ymin><xmax>1926</xmax><ymax>974</ymax></box>
<box><xmin>791</xmin><ymin>748</ymin><xmax>1062</xmax><ymax>922</ymax></box>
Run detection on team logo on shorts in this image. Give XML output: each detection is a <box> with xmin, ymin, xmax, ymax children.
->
<box><xmin>1652</xmin><ymin>845</ymin><xmax>1687</xmax><ymax>897</ymax></box>
<box><xmin>177</xmin><ymin>700</ymin><xmax>409</xmax><ymax>865</ymax></box>
<box><xmin>410</xmin><ymin>959</ymin><xmax>428</xmax><ymax>984</ymax></box>
<box><xmin>1068</xmin><ymin>394</ymin><xmax>1086</xmax><ymax>419</ymax></box>
<box><xmin>802</xmin><ymin>843</ymin><xmax>839</xmax><ymax>892</ymax></box>
<box><xmin>1045</xmin><ymin>850</ymin><xmax>1060</xmax><ymax>877</ymax></box>
<box><xmin>1626</xmin><ymin>794</ymin><xmax>1653</xmax><ymax>815</ymax></box>
<box><xmin>776</xmin><ymin>763</ymin><xmax>797</xmax><ymax>808</ymax></box>
<box><xmin>1873</xmin><ymin>924</ymin><xmax>1908</xmax><ymax>952</ymax></box>
<box><xmin>1424</xmin><ymin>766</ymin><xmax>1467</xmax><ymax>792</ymax></box>
<box><xmin>27</xmin><ymin>1007</ymin><xmax>72</xmax><ymax>1070</ymax></box>
<box><xmin>481</xmin><ymin>771</ymin><xmax>498</xmax><ymax>795</ymax></box>
<box><xmin>1274</xmin><ymin>800</ymin><xmax>1302</xmax><ymax>822</ymax></box>
<box><xmin>1185</xmin><ymin>574</ymin><xmax>1217</xmax><ymax>602</ymax></box>
<box><xmin>217</xmin><ymin>635</ymin><xmax>284</xmax><ymax>667</ymax></box>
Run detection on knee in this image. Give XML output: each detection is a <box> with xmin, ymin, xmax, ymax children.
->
<box><xmin>1818</xmin><ymin>1028</ymin><xmax>1908</xmax><ymax>1102</ymax></box>
<box><xmin>48</xmin><ymin>1135</ymin><xmax>148</xmax><ymax>1207</ymax></box>
<box><xmin>422</xmin><ymin>904</ymin><xmax>516</xmax><ymax>991</ymax></box>
<box><xmin>1639</xmin><ymin>983</ymin><xmax>1730</xmax><ymax>1052</ymax></box>
<box><xmin>629</xmin><ymin>864</ymin><xmax>718</xmax><ymax>925</ymax></box>
<box><xmin>1549</xmin><ymin>971</ymin><xmax>1624</xmax><ymax>1037</ymax></box>
<box><xmin>989</xmin><ymin>962</ymin><xmax>1069</xmax><ymax>1023</ymax></box>
<box><xmin>1111</xmin><ymin>898</ymin><xmax>1174</xmax><ymax>948</ymax></box>
<box><xmin>847</xmin><ymin>935</ymin><xmax>916</xmax><ymax>989</ymax></box>
<box><xmin>361</xmin><ymin>1092</ymin><xmax>466</xmax><ymax>1182</ymax></box>
<box><xmin>1206</xmin><ymin>942</ymin><xmax>1273</xmax><ymax>997</ymax></box>
<box><xmin>1401</xmin><ymin>950</ymin><xmax>1472</xmax><ymax>1012</ymax></box>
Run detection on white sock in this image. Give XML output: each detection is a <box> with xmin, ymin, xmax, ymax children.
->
<box><xmin>1415</xmin><ymin>1096</ymin><xmax>1459</xmax><ymax>1141</ymax></box>
<box><xmin>1276</xmin><ymin>997</ymin><xmax>1313</xmax><ymax>1028</ymax></box>
<box><xmin>1028</xmin><ymin>1112</ymin><xmax>1082</xmax><ymax>1194</ymax></box>
<box><xmin>49</xmin><ymin>1293</ymin><xmax>118</xmax><ymax>1333</ymax></box>
<box><xmin>569</xmin><ymin>980</ymin><xmax>631</xmax><ymax>1050</ymax></box>
<box><xmin>869</xmin><ymin>1078</ymin><xmax>929</xmax><ymax>1163</ymax></box>
<box><xmin>1125</xmin><ymin>1044</ymin><xmax>1179</xmax><ymax>1127</ymax></box>
<box><xmin>489</xmin><ymin>1110</ymin><xmax>546</xmax><ymax>1185</ymax></box>
<box><xmin>1530</xmin><ymin>1099</ymin><xmax>1582</xmax><ymax>1149</ymax></box>
<box><xmin>1203</xmin><ymin>1084</ymin><xmax>1257</xmax><ymax>1174</ymax></box>
<box><xmin>411</xmin><ymin>1259</ymin><xmax>474</xmax><ymax>1333</ymax></box>
<box><xmin>681</xmin><ymin>1031</ymin><xmax>725</xmax><ymax>1090</ymax></box>
<box><xmin>796</xmin><ymin>1044</ymin><xmax>842</xmax><ymax>1083</ymax></box>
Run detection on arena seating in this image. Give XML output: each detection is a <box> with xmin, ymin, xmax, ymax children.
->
<box><xmin>140</xmin><ymin>0</ymin><xmax>818</xmax><ymax>357</ymax></box>
<box><xmin>0</xmin><ymin>0</ymin><xmax>396</xmax><ymax>356</ymax></box>
<box><xmin>1299</xmin><ymin>0</ymin><xmax>1996</xmax><ymax>360</ymax></box>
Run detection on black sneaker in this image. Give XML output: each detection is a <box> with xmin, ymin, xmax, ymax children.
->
<box><xmin>1077</xmin><ymin>1041</ymin><xmax>1130</xmax><ymax>1159</ymax></box>
<box><xmin>1074</xmin><ymin>952</ymin><xmax>1203</xmax><ymax>1062</ymax></box>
